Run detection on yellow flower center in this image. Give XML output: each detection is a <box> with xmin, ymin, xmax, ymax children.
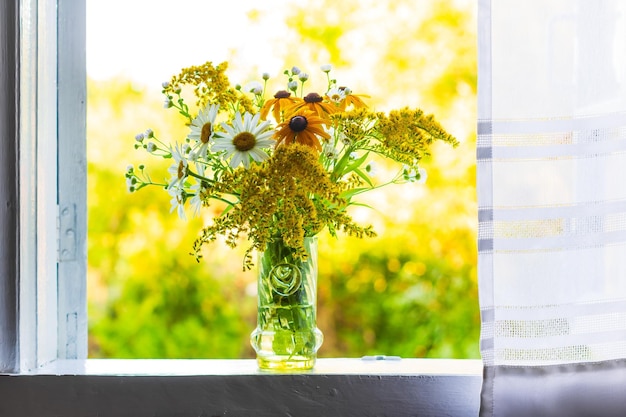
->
<box><xmin>233</xmin><ymin>132</ymin><xmax>256</xmax><ymax>152</ymax></box>
<box><xmin>177</xmin><ymin>161</ymin><xmax>185</xmax><ymax>179</ymax></box>
<box><xmin>200</xmin><ymin>123</ymin><xmax>212</xmax><ymax>144</ymax></box>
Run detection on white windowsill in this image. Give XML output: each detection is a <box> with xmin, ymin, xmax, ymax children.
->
<box><xmin>23</xmin><ymin>357</ymin><xmax>482</xmax><ymax>376</ymax></box>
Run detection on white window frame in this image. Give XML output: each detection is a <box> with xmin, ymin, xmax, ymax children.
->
<box><xmin>0</xmin><ymin>1</ymin><xmax>482</xmax><ymax>415</ymax></box>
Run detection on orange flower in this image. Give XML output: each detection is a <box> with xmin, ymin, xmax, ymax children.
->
<box><xmin>286</xmin><ymin>92</ymin><xmax>339</xmax><ymax>121</ymax></box>
<box><xmin>273</xmin><ymin>109</ymin><xmax>331</xmax><ymax>152</ymax></box>
<box><xmin>259</xmin><ymin>90</ymin><xmax>301</xmax><ymax>122</ymax></box>
<box><xmin>338</xmin><ymin>87</ymin><xmax>369</xmax><ymax>110</ymax></box>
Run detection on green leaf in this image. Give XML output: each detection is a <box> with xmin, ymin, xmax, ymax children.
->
<box><xmin>352</xmin><ymin>167</ymin><xmax>374</xmax><ymax>187</ymax></box>
<box><xmin>340</xmin><ymin>187</ymin><xmax>371</xmax><ymax>200</ymax></box>
<box><xmin>343</xmin><ymin>152</ymin><xmax>369</xmax><ymax>174</ymax></box>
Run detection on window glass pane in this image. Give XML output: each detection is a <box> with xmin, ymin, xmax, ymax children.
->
<box><xmin>86</xmin><ymin>0</ymin><xmax>479</xmax><ymax>360</ymax></box>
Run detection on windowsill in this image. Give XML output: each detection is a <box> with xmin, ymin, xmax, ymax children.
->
<box><xmin>1</xmin><ymin>358</ymin><xmax>483</xmax><ymax>416</ymax></box>
<box><xmin>24</xmin><ymin>357</ymin><xmax>482</xmax><ymax>376</ymax></box>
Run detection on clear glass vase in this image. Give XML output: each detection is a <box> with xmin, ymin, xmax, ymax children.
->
<box><xmin>250</xmin><ymin>236</ymin><xmax>323</xmax><ymax>371</ymax></box>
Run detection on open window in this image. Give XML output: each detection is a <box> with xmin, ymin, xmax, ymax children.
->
<box><xmin>0</xmin><ymin>1</ymin><xmax>481</xmax><ymax>415</ymax></box>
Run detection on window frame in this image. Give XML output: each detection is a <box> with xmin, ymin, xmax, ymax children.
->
<box><xmin>0</xmin><ymin>0</ymin><xmax>87</xmax><ymax>372</ymax></box>
<box><xmin>0</xmin><ymin>0</ymin><xmax>482</xmax><ymax>415</ymax></box>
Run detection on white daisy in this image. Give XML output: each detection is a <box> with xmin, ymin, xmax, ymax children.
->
<box><xmin>167</xmin><ymin>143</ymin><xmax>188</xmax><ymax>188</ymax></box>
<box><xmin>323</xmin><ymin>143</ymin><xmax>339</xmax><ymax>160</ymax></box>
<box><xmin>167</xmin><ymin>184</ymin><xmax>186</xmax><ymax>220</ymax></box>
<box><xmin>213</xmin><ymin>112</ymin><xmax>274</xmax><ymax>169</ymax></box>
<box><xmin>416</xmin><ymin>167</ymin><xmax>428</xmax><ymax>184</ymax></box>
<box><xmin>188</xmin><ymin>164</ymin><xmax>206</xmax><ymax>217</ymax></box>
<box><xmin>187</xmin><ymin>104</ymin><xmax>219</xmax><ymax>158</ymax></box>
<box><xmin>125</xmin><ymin>176</ymin><xmax>135</xmax><ymax>193</ymax></box>
<box><xmin>366</xmin><ymin>161</ymin><xmax>378</xmax><ymax>177</ymax></box>
<box><xmin>244</xmin><ymin>81</ymin><xmax>263</xmax><ymax>95</ymax></box>
<box><xmin>326</xmin><ymin>87</ymin><xmax>345</xmax><ymax>105</ymax></box>
<box><xmin>403</xmin><ymin>165</ymin><xmax>426</xmax><ymax>183</ymax></box>
<box><xmin>189</xmin><ymin>183</ymin><xmax>205</xmax><ymax>218</ymax></box>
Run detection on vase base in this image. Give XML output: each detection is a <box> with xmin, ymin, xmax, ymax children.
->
<box><xmin>256</xmin><ymin>355</ymin><xmax>316</xmax><ymax>372</ymax></box>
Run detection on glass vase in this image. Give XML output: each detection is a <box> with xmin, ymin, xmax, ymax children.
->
<box><xmin>250</xmin><ymin>236</ymin><xmax>323</xmax><ymax>371</ymax></box>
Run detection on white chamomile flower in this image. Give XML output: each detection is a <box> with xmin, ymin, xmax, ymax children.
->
<box><xmin>213</xmin><ymin>112</ymin><xmax>274</xmax><ymax>169</ymax></box>
<box><xmin>298</xmin><ymin>73</ymin><xmax>309</xmax><ymax>82</ymax></box>
<box><xmin>189</xmin><ymin>182</ymin><xmax>204</xmax><ymax>218</ymax></box>
<box><xmin>365</xmin><ymin>161</ymin><xmax>378</xmax><ymax>177</ymax></box>
<box><xmin>403</xmin><ymin>165</ymin><xmax>426</xmax><ymax>182</ymax></box>
<box><xmin>125</xmin><ymin>177</ymin><xmax>135</xmax><ymax>192</ymax></box>
<box><xmin>323</xmin><ymin>143</ymin><xmax>339</xmax><ymax>160</ymax></box>
<box><xmin>188</xmin><ymin>164</ymin><xmax>206</xmax><ymax>217</ymax></box>
<box><xmin>146</xmin><ymin>142</ymin><xmax>157</xmax><ymax>153</ymax></box>
<box><xmin>320</xmin><ymin>64</ymin><xmax>332</xmax><ymax>73</ymax></box>
<box><xmin>187</xmin><ymin>104</ymin><xmax>219</xmax><ymax>158</ymax></box>
<box><xmin>326</xmin><ymin>87</ymin><xmax>345</xmax><ymax>105</ymax></box>
<box><xmin>417</xmin><ymin>167</ymin><xmax>428</xmax><ymax>184</ymax></box>
<box><xmin>167</xmin><ymin>185</ymin><xmax>186</xmax><ymax>220</ymax></box>
<box><xmin>167</xmin><ymin>143</ymin><xmax>189</xmax><ymax>188</ymax></box>
<box><xmin>244</xmin><ymin>81</ymin><xmax>263</xmax><ymax>95</ymax></box>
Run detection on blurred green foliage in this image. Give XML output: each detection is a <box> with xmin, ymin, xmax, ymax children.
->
<box><xmin>88</xmin><ymin>0</ymin><xmax>479</xmax><ymax>359</ymax></box>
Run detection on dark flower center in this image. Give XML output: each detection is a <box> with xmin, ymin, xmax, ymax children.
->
<box><xmin>274</xmin><ymin>90</ymin><xmax>291</xmax><ymax>99</ymax></box>
<box><xmin>289</xmin><ymin>115</ymin><xmax>308</xmax><ymax>132</ymax></box>
<box><xmin>177</xmin><ymin>161</ymin><xmax>186</xmax><ymax>179</ymax></box>
<box><xmin>303</xmin><ymin>92</ymin><xmax>323</xmax><ymax>103</ymax></box>
<box><xmin>200</xmin><ymin>123</ymin><xmax>212</xmax><ymax>144</ymax></box>
<box><xmin>233</xmin><ymin>132</ymin><xmax>256</xmax><ymax>151</ymax></box>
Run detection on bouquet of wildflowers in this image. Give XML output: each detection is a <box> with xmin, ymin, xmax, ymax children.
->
<box><xmin>126</xmin><ymin>61</ymin><xmax>458</xmax><ymax>269</ymax></box>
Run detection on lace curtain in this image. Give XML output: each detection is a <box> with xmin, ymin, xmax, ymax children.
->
<box><xmin>478</xmin><ymin>0</ymin><xmax>626</xmax><ymax>415</ymax></box>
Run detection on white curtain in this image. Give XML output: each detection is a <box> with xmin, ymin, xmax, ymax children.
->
<box><xmin>478</xmin><ymin>0</ymin><xmax>626</xmax><ymax>416</ymax></box>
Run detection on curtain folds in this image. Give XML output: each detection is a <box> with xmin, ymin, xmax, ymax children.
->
<box><xmin>478</xmin><ymin>0</ymin><xmax>626</xmax><ymax>415</ymax></box>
